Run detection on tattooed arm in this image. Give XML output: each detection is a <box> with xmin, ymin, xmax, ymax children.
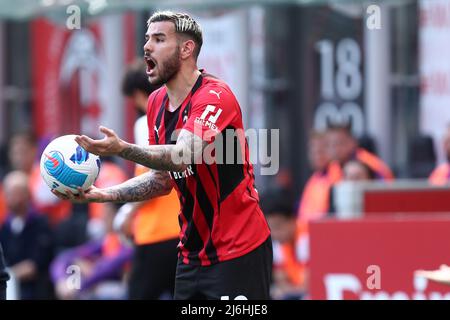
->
<box><xmin>52</xmin><ymin>170</ymin><xmax>173</xmax><ymax>203</ymax></box>
<box><xmin>118</xmin><ymin>129</ymin><xmax>206</xmax><ymax>172</ymax></box>
<box><xmin>104</xmin><ymin>170</ymin><xmax>173</xmax><ymax>202</ymax></box>
<box><xmin>75</xmin><ymin>126</ymin><xmax>206</xmax><ymax>172</ymax></box>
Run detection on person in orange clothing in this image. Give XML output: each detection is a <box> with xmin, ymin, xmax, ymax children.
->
<box><xmin>263</xmin><ymin>191</ymin><xmax>309</xmax><ymax>300</ymax></box>
<box><xmin>297</xmin><ymin>131</ymin><xmax>340</xmax><ymax>222</ymax></box>
<box><xmin>113</xmin><ymin>60</ymin><xmax>180</xmax><ymax>299</ymax></box>
<box><xmin>429</xmin><ymin>125</ymin><xmax>450</xmax><ymax>186</ymax></box>
<box><xmin>326</xmin><ymin>124</ymin><xmax>394</xmax><ymax>181</ymax></box>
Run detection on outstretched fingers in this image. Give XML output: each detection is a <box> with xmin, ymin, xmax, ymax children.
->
<box><xmin>75</xmin><ymin>135</ymin><xmax>101</xmax><ymax>154</ymax></box>
<box><xmin>51</xmin><ymin>188</ymin><xmax>86</xmax><ymax>202</ymax></box>
<box><xmin>63</xmin><ymin>188</ymin><xmax>89</xmax><ymax>203</ymax></box>
<box><xmin>74</xmin><ymin>126</ymin><xmax>122</xmax><ymax>156</ymax></box>
<box><xmin>51</xmin><ymin>189</ymin><xmax>69</xmax><ymax>200</ymax></box>
<box><xmin>99</xmin><ymin>126</ymin><xmax>116</xmax><ymax>137</ymax></box>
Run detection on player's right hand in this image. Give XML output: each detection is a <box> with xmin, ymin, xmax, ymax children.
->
<box><xmin>51</xmin><ymin>185</ymin><xmax>107</xmax><ymax>203</ymax></box>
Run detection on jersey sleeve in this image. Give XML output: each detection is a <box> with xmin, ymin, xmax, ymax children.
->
<box><xmin>183</xmin><ymin>86</ymin><xmax>239</xmax><ymax>142</ymax></box>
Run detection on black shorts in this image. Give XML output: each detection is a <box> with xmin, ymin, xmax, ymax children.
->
<box><xmin>174</xmin><ymin>236</ymin><xmax>272</xmax><ymax>300</ymax></box>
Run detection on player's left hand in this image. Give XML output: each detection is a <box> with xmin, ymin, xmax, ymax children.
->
<box><xmin>75</xmin><ymin>126</ymin><xmax>126</xmax><ymax>156</ymax></box>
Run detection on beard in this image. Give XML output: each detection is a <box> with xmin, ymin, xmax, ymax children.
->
<box><xmin>149</xmin><ymin>46</ymin><xmax>181</xmax><ymax>86</ymax></box>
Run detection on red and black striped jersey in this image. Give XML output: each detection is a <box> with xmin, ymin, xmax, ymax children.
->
<box><xmin>146</xmin><ymin>72</ymin><xmax>270</xmax><ymax>266</ymax></box>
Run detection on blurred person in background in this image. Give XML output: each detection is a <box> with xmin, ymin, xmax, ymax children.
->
<box><xmin>0</xmin><ymin>244</ymin><xmax>9</xmax><ymax>299</ymax></box>
<box><xmin>297</xmin><ymin>131</ymin><xmax>340</xmax><ymax>222</ymax></box>
<box><xmin>51</xmin><ymin>202</ymin><xmax>132</xmax><ymax>300</ymax></box>
<box><xmin>328</xmin><ymin>160</ymin><xmax>375</xmax><ymax>215</ymax></box>
<box><xmin>7</xmin><ymin>132</ymin><xmax>71</xmax><ymax>227</ymax></box>
<box><xmin>0</xmin><ymin>186</ymin><xmax>6</xmax><ymax>226</ymax></box>
<box><xmin>262</xmin><ymin>190</ymin><xmax>309</xmax><ymax>300</ymax></box>
<box><xmin>326</xmin><ymin>124</ymin><xmax>394</xmax><ymax>181</ymax></box>
<box><xmin>87</xmin><ymin>157</ymin><xmax>128</xmax><ymax>239</ymax></box>
<box><xmin>429</xmin><ymin>124</ymin><xmax>450</xmax><ymax>186</ymax></box>
<box><xmin>0</xmin><ymin>171</ymin><xmax>53</xmax><ymax>299</ymax></box>
<box><xmin>52</xmin><ymin>203</ymin><xmax>90</xmax><ymax>256</ymax></box>
<box><xmin>113</xmin><ymin>59</ymin><xmax>180</xmax><ymax>299</ymax></box>
<box><xmin>52</xmin><ymin>158</ymin><xmax>128</xmax><ymax>256</ymax></box>
<box><xmin>0</xmin><ymin>144</ymin><xmax>8</xmax><ymax>226</ymax></box>
<box><xmin>342</xmin><ymin>160</ymin><xmax>375</xmax><ymax>181</ymax></box>
<box><xmin>7</xmin><ymin>132</ymin><xmax>37</xmax><ymax>174</ymax></box>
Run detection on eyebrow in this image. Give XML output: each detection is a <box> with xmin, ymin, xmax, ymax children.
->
<box><xmin>145</xmin><ymin>32</ymin><xmax>166</xmax><ymax>39</ymax></box>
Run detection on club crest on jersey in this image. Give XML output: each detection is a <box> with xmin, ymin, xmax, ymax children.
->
<box><xmin>194</xmin><ymin>105</ymin><xmax>222</xmax><ymax>133</ymax></box>
<box><xmin>182</xmin><ymin>108</ymin><xmax>189</xmax><ymax>124</ymax></box>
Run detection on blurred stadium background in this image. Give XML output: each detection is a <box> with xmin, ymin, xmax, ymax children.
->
<box><xmin>1</xmin><ymin>0</ymin><xmax>450</xmax><ymax>300</ymax></box>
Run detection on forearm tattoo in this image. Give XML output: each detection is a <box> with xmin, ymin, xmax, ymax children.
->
<box><xmin>119</xmin><ymin>144</ymin><xmax>183</xmax><ymax>171</ymax></box>
<box><xmin>105</xmin><ymin>170</ymin><xmax>172</xmax><ymax>202</ymax></box>
<box><xmin>118</xmin><ymin>130</ymin><xmax>206</xmax><ymax>172</ymax></box>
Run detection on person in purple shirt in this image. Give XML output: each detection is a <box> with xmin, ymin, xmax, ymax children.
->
<box><xmin>50</xmin><ymin>202</ymin><xmax>132</xmax><ymax>299</ymax></box>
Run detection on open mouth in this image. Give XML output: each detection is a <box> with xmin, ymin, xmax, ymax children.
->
<box><xmin>144</xmin><ymin>54</ymin><xmax>156</xmax><ymax>74</ymax></box>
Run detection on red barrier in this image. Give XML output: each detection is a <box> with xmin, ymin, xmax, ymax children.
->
<box><xmin>309</xmin><ymin>217</ymin><xmax>450</xmax><ymax>299</ymax></box>
<box><xmin>364</xmin><ymin>189</ymin><xmax>450</xmax><ymax>215</ymax></box>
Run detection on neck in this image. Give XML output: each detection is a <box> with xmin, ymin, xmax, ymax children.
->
<box><xmin>165</xmin><ymin>66</ymin><xmax>201</xmax><ymax>111</ymax></box>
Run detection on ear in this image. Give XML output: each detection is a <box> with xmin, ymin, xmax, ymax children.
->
<box><xmin>180</xmin><ymin>39</ymin><xmax>196</xmax><ymax>60</ymax></box>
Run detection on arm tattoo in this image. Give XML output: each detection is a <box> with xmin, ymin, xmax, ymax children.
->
<box><xmin>118</xmin><ymin>129</ymin><xmax>207</xmax><ymax>172</ymax></box>
<box><xmin>105</xmin><ymin>170</ymin><xmax>172</xmax><ymax>202</ymax></box>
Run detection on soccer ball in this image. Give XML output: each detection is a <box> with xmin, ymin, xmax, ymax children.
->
<box><xmin>40</xmin><ymin>135</ymin><xmax>101</xmax><ymax>195</ymax></box>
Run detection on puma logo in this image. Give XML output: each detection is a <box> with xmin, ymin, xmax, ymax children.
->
<box><xmin>209</xmin><ymin>89</ymin><xmax>222</xmax><ymax>100</ymax></box>
<box><xmin>154</xmin><ymin>125</ymin><xmax>161</xmax><ymax>140</ymax></box>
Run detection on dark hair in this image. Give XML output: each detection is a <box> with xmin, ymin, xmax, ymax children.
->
<box><xmin>122</xmin><ymin>59</ymin><xmax>159</xmax><ymax>97</ymax></box>
<box><xmin>260</xmin><ymin>189</ymin><xmax>296</xmax><ymax>219</ymax></box>
<box><xmin>344</xmin><ymin>160</ymin><xmax>376</xmax><ymax>180</ymax></box>
<box><xmin>147</xmin><ymin>11</ymin><xmax>203</xmax><ymax>59</ymax></box>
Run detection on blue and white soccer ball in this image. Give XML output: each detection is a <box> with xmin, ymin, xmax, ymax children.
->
<box><xmin>40</xmin><ymin>135</ymin><xmax>101</xmax><ymax>195</ymax></box>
